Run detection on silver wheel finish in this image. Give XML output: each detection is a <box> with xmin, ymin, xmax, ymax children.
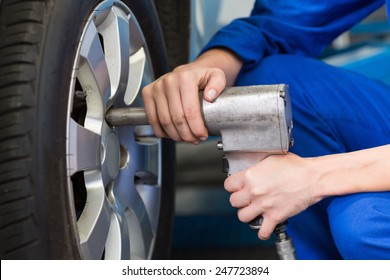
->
<box><xmin>66</xmin><ymin>0</ymin><xmax>161</xmax><ymax>260</ymax></box>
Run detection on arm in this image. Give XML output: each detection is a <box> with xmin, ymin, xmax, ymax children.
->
<box><xmin>202</xmin><ymin>0</ymin><xmax>385</xmax><ymax>69</ymax></box>
<box><xmin>224</xmin><ymin>144</ymin><xmax>390</xmax><ymax>240</ymax></box>
<box><xmin>312</xmin><ymin>144</ymin><xmax>390</xmax><ymax>195</ymax></box>
<box><xmin>144</xmin><ymin>0</ymin><xmax>384</xmax><ymax>143</ymax></box>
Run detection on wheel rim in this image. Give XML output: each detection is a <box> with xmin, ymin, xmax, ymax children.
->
<box><xmin>66</xmin><ymin>0</ymin><xmax>161</xmax><ymax>260</ymax></box>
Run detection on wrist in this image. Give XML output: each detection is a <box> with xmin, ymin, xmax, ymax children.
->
<box><xmin>195</xmin><ymin>48</ymin><xmax>243</xmax><ymax>85</ymax></box>
<box><xmin>309</xmin><ymin>154</ymin><xmax>350</xmax><ymax>200</ymax></box>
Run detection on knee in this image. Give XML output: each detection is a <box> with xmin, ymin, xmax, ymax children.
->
<box><xmin>329</xmin><ymin>193</ymin><xmax>390</xmax><ymax>259</ymax></box>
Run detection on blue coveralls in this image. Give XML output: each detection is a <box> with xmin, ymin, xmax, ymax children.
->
<box><xmin>202</xmin><ymin>0</ymin><xmax>390</xmax><ymax>259</ymax></box>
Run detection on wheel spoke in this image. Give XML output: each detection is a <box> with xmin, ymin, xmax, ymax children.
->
<box><xmin>137</xmin><ymin>184</ymin><xmax>160</xmax><ymax>227</ymax></box>
<box><xmin>104</xmin><ymin>212</ymin><xmax>129</xmax><ymax>260</ymax></box>
<box><xmin>124</xmin><ymin>47</ymin><xmax>146</xmax><ymax>105</ymax></box>
<box><xmin>122</xmin><ymin>15</ymin><xmax>147</xmax><ymax>105</ymax></box>
<box><xmin>129</xmin><ymin>14</ymin><xmax>145</xmax><ymax>56</ymax></box>
<box><xmin>67</xmin><ymin>119</ymin><xmax>101</xmax><ymax>176</ymax></box>
<box><xmin>127</xmin><ymin>190</ymin><xmax>154</xmax><ymax>259</ymax></box>
<box><xmin>97</xmin><ymin>6</ymin><xmax>130</xmax><ymax>100</ymax></box>
<box><xmin>78</xmin><ymin>20</ymin><xmax>111</xmax><ymax>107</ymax></box>
<box><xmin>77</xmin><ymin>170</ymin><xmax>112</xmax><ymax>259</ymax></box>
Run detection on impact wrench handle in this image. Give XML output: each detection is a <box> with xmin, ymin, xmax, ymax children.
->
<box><xmin>219</xmin><ymin>146</ymin><xmax>296</xmax><ymax>260</ymax></box>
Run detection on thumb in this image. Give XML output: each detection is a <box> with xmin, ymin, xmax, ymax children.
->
<box><xmin>203</xmin><ymin>69</ymin><xmax>226</xmax><ymax>102</ymax></box>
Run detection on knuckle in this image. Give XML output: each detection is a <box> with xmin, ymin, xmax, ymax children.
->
<box><xmin>142</xmin><ymin>83</ymin><xmax>155</xmax><ymax>98</ymax></box>
<box><xmin>183</xmin><ymin>106</ymin><xmax>197</xmax><ymax>120</ymax></box>
<box><xmin>249</xmin><ymin>187</ymin><xmax>260</xmax><ymax>197</ymax></box>
<box><xmin>242</xmin><ymin>169</ymin><xmax>252</xmax><ymax>181</ymax></box>
<box><xmin>162</xmin><ymin>73</ymin><xmax>177</xmax><ymax>88</ymax></box>
<box><xmin>211</xmin><ymin>67</ymin><xmax>225</xmax><ymax>76</ymax></box>
<box><xmin>147</xmin><ymin>117</ymin><xmax>159</xmax><ymax>127</ymax></box>
<box><xmin>270</xmin><ymin>212</ymin><xmax>284</xmax><ymax>224</ymax></box>
<box><xmin>171</xmin><ymin>113</ymin><xmax>186</xmax><ymax>127</ymax></box>
<box><xmin>159</xmin><ymin>116</ymin><xmax>172</xmax><ymax>127</ymax></box>
<box><xmin>177</xmin><ymin>71</ymin><xmax>194</xmax><ymax>85</ymax></box>
<box><xmin>209</xmin><ymin>68</ymin><xmax>226</xmax><ymax>82</ymax></box>
<box><xmin>141</xmin><ymin>84</ymin><xmax>149</xmax><ymax>96</ymax></box>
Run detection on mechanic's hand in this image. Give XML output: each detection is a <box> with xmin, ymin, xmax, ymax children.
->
<box><xmin>224</xmin><ymin>153</ymin><xmax>321</xmax><ymax>240</ymax></box>
<box><xmin>142</xmin><ymin>63</ymin><xmax>226</xmax><ymax>144</ymax></box>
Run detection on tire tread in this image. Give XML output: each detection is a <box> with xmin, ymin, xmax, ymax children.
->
<box><xmin>0</xmin><ymin>0</ymin><xmax>47</xmax><ymax>259</ymax></box>
<box><xmin>154</xmin><ymin>0</ymin><xmax>190</xmax><ymax>69</ymax></box>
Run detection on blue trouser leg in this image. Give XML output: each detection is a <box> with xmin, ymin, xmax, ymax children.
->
<box><xmin>235</xmin><ymin>54</ymin><xmax>390</xmax><ymax>259</ymax></box>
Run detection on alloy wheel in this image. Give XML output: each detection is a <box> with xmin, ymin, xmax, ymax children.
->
<box><xmin>66</xmin><ymin>0</ymin><xmax>161</xmax><ymax>260</ymax></box>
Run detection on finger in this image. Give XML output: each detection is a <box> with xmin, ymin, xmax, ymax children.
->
<box><xmin>152</xmin><ymin>85</ymin><xmax>182</xmax><ymax>141</ymax></box>
<box><xmin>229</xmin><ymin>191</ymin><xmax>251</xmax><ymax>209</ymax></box>
<box><xmin>166</xmin><ymin>83</ymin><xmax>200</xmax><ymax>143</ymax></box>
<box><xmin>258</xmin><ymin>217</ymin><xmax>276</xmax><ymax>240</ymax></box>
<box><xmin>142</xmin><ymin>85</ymin><xmax>168</xmax><ymax>138</ymax></box>
<box><xmin>236</xmin><ymin>204</ymin><xmax>261</xmax><ymax>224</ymax></box>
<box><xmin>224</xmin><ymin>170</ymin><xmax>245</xmax><ymax>193</ymax></box>
<box><xmin>202</xmin><ymin>68</ymin><xmax>226</xmax><ymax>102</ymax></box>
<box><xmin>180</xmin><ymin>81</ymin><xmax>208</xmax><ymax>140</ymax></box>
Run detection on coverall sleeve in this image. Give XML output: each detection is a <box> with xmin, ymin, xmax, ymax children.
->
<box><xmin>201</xmin><ymin>0</ymin><xmax>385</xmax><ymax>69</ymax></box>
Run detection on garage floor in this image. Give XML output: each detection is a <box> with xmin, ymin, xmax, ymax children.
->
<box><xmin>171</xmin><ymin>140</ymin><xmax>278</xmax><ymax>260</ymax></box>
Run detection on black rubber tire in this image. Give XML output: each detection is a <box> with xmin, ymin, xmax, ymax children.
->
<box><xmin>154</xmin><ymin>0</ymin><xmax>191</xmax><ymax>69</ymax></box>
<box><xmin>0</xmin><ymin>0</ymin><xmax>175</xmax><ymax>259</ymax></box>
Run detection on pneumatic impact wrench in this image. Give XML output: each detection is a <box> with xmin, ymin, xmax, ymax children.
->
<box><xmin>106</xmin><ymin>84</ymin><xmax>296</xmax><ymax>260</ymax></box>
<box><xmin>201</xmin><ymin>84</ymin><xmax>296</xmax><ymax>260</ymax></box>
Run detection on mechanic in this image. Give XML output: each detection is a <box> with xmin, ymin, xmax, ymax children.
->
<box><xmin>142</xmin><ymin>0</ymin><xmax>390</xmax><ymax>259</ymax></box>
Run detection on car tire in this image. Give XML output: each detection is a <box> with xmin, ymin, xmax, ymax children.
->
<box><xmin>0</xmin><ymin>0</ymin><xmax>175</xmax><ymax>260</ymax></box>
<box><xmin>154</xmin><ymin>0</ymin><xmax>191</xmax><ymax>69</ymax></box>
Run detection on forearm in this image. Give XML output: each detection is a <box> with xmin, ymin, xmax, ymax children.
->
<box><xmin>224</xmin><ymin>144</ymin><xmax>390</xmax><ymax>239</ymax></box>
<box><xmin>312</xmin><ymin>144</ymin><xmax>390</xmax><ymax>200</ymax></box>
